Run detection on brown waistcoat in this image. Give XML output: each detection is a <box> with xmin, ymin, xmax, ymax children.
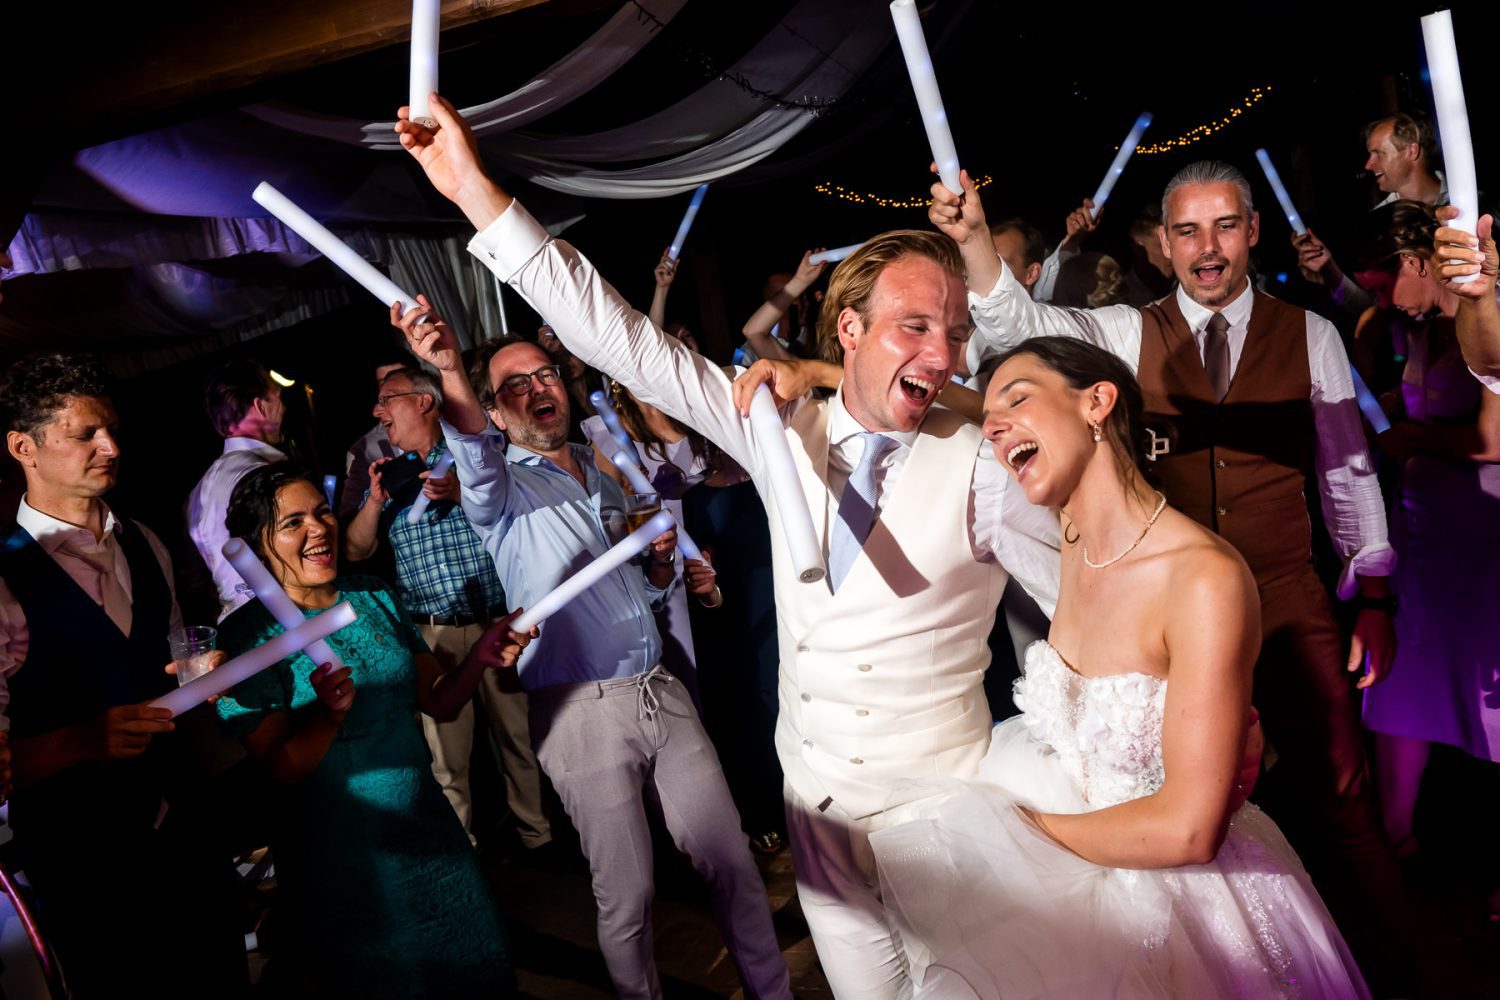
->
<box><xmin>1136</xmin><ymin>292</ymin><xmax>1315</xmax><ymax>584</ymax></box>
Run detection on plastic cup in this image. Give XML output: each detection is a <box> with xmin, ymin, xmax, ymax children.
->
<box><xmin>169</xmin><ymin>626</ymin><xmax>218</xmax><ymax>686</ymax></box>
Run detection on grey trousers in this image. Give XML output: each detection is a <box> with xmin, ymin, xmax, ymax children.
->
<box><xmin>418</xmin><ymin>621</ymin><xmax>552</xmax><ymax>846</ymax></box>
<box><xmin>529</xmin><ymin>667</ymin><xmax>791</xmax><ymax>1000</ymax></box>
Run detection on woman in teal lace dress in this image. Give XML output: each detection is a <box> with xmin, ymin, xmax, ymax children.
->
<box><xmin>214</xmin><ymin>464</ymin><xmax>527</xmax><ymax>998</ymax></box>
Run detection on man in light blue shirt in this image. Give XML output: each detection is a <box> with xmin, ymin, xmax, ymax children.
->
<box><xmin>396</xmin><ymin>311</ymin><xmax>791</xmax><ymax>1000</ymax></box>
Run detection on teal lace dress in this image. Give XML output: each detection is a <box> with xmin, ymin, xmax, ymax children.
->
<box><xmin>216</xmin><ymin>575</ymin><xmax>513</xmax><ymax>998</ymax></box>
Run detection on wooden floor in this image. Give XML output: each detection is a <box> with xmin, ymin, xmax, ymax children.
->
<box><xmin>487</xmin><ymin>836</ymin><xmax>832</xmax><ymax>999</ymax></box>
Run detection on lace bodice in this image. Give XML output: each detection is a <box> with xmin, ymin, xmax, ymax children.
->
<box><xmin>1012</xmin><ymin>641</ymin><xmax>1168</xmax><ymax>807</ymax></box>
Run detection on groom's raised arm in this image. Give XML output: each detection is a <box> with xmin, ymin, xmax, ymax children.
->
<box><xmin>929</xmin><ymin>170</ymin><xmax>1142</xmax><ymax>372</ymax></box>
<box><xmin>394</xmin><ymin>94</ymin><xmax>761</xmax><ymax>472</ymax></box>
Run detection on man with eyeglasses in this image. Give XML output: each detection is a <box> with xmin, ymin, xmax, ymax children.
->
<box><xmin>344</xmin><ymin>364</ymin><xmax>551</xmax><ymax>853</ymax></box>
<box><xmin>388</xmin><ymin>315</ymin><xmax>790</xmax><ymax>1000</ymax></box>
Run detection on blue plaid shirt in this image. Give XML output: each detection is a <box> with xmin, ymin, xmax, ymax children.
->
<box><xmin>373</xmin><ymin>443</ymin><xmax>508</xmax><ymax>618</ymax></box>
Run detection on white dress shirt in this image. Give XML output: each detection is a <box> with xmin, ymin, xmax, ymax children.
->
<box><xmin>969</xmin><ymin>265</ymin><xmax>1394</xmax><ymax>598</ymax></box>
<box><xmin>0</xmin><ymin>498</ymin><xmax>182</xmax><ymax>729</ymax></box>
<box><xmin>466</xmin><ymin>200</ymin><xmax>1062</xmax><ymax>615</ymax></box>
<box><xmin>186</xmin><ymin>436</ymin><xmax>286</xmax><ymax>621</ymax></box>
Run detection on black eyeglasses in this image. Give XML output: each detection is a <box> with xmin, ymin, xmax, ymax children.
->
<box><xmin>499</xmin><ymin>365</ymin><xmax>563</xmax><ymax>397</ymax></box>
<box><xmin>375</xmin><ymin>391</ymin><xmax>423</xmax><ymax>408</ymax></box>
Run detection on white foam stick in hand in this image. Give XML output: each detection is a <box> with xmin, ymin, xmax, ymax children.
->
<box><xmin>152</xmin><ymin>602</ymin><xmax>358</xmax><ymax>717</ymax></box>
<box><xmin>408</xmin><ymin>0</ymin><xmax>441</xmax><ymax>128</ymax></box>
<box><xmin>1254</xmin><ymin>149</ymin><xmax>1307</xmax><ymax>236</ymax></box>
<box><xmin>405</xmin><ymin>450</ymin><xmax>457</xmax><ymax>524</ymax></box>
<box><xmin>589</xmin><ymin>390</ymin><xmax>641</xmax><ymax>464</ymax></box>
<box><xmin>748</xmin><ymin>385</ymin><xmax>824</xmax><ymax>583</ymax></box>
<box><xmin>667</xmin><ymin>184</ymin><xmax>709</xmax><ymax>262</ymax></box>
<box><xmin>1091</xmin><ymin>112</ymin><xmax>1153</xmax><ymax>219</ymax></box>
<box><xmin>1421</xmin><ymin>9</ymin><xmax>1480</xmax><ymax>284</ymax></box>
<box><xmin>890</xmin><ymin>0</ymin><xmax>961</xmax><ymax>195</ymax></box>
<box><xmin>808</xmin><ymin>243</ymin><xmax>865</xmax><ymax>265</ymax></box>
<box><xmin>512</xmin><ymin>511</ymin><xmax>676</xmax><ymax>632</ymax></box>
<box><xmin>223</xmin><ymin>538</ymin><xmax>344</xmax><ymax>670</ymax></box>
<box><xmin>252</xmin><ymin>182</ymin><xmax>422</xmax><ymax>312</ymax></box>
<box><xmin>609</xmin><ymin>450</ymin><xmax>704</xmax><ymax>562</ymax></box>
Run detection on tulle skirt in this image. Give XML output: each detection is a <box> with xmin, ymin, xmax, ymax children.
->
<box><xmin>868</xmin><ymin>719</ymin><xmax>1370</xmax><ymax>999</ymax></box>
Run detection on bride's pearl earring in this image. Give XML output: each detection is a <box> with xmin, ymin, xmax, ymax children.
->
<box><xmin>1091</xmin><ymin>422</ymin><xmax>1103</xmax><ymax>443</ymax></box>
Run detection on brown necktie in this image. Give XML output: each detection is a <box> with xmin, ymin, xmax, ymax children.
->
<box><xmin>1203</xmin><ymin>312</ymin><xmax>1231</xmax><ymax>402</ymax></box>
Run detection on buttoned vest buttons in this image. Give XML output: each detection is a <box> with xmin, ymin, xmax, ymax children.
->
<box><xmin>800</xmin><ymin>693</ymin><xmax>812</xmax><ymax>703</ymax></box>
<box><xmin>855</xmin><ymin>708</ymin><xmax>869</xmax><ymax>717</ymax></box>
<box><xmin>856</xmin><ymin>663</ymin><xmax>872</xmax><ymax>672</ymax></box>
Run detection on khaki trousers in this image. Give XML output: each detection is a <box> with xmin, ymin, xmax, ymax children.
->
<box><xmin>417</xmin><ymin>620</ymin><xmax>551</xmax><ymax>846</ymax></box>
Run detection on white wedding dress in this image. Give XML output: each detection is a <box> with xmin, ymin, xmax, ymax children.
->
<box><xmin>868</xmin><ymin>642</ymin><xmax>1370</xmax><ymax>999</ymax></box>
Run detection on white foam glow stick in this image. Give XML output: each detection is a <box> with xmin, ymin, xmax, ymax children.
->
<box><xmin>252</xmin><ymin>182</ymin><xmax>421</xmax><ymax>311</ymax></box>
<box><xmin>808</xmin><ymin>243</ymin><xmax>865</xmax><ymax>265</ymax></box>
<box><xmin>1091</xmin><ymin>112</ymin><xmax>1153</xmax><ymax>219</ymax></box>
<box><xmin>408</xmin><ymin>0</ymin><xmax>440</xmax><ymax>128</ymax></box>
<box><xmin>1254</xmin><ymin>149</ymin><xmax>1307</xmax><ymax>236</ymax></box>
<box><xmin>748</xmin><ymin>385</ymin><xmax>824</xmax><ymax>583</ymax></box>
<box><xmin>1349</xmin><ymin>366</ymin><xmax>1392</xmax><ymax>435</ymax></box>
<box><xmin>322</xmin><ymin>474</ymin><xmax>338</xmax><ymax>510</ymax></box>
<box><xmin>589</xmin><ymin>390</ymin><xmax>641</xmax><ymax>464</ymax></box>
<box><xmin>890</xmin><ymin>0</ymin><xmax>961</xmax><ymax>195</ymax></box>
<box><xmin>609</xmin><ymin>450</ymin><xmax>704</xmax><ymax>562</ymax></box>
<box><xmin>667</xmin><ymin>184</ymin><xmax>709</xmax><ymax>262</ymax></box>
<box><xmin>223</xmin><ymin>538</ymin><xmax>344</xmax><ymax>670</ymax></box>
<box><xmin>152</xmin><ymin>602</ymin><xmax>357</xmax><ymax>717</ymax></box>
<box><xmin>405</xmin><ymin>450</ymin><xmax>457</xmax><ymax>524</ymax></box>
<box><xmin>512</xmin><ymin>511</ymin><xmax>676</xmax><ymax>631</ymax></box>
<box><xmin>1421</xmin><ymin>10</ymin><xmax>1479</xmax><ymax>284</ymax></box>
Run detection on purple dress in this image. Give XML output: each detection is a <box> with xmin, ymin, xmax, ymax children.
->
<box><xmin>1362</xmin><ymin>324</ymin><xmax>1500</xmax><ymax>761</ymax></box>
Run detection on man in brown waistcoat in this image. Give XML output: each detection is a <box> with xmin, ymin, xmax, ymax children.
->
<box><xmin>935</xmin><ymin>159</ymin><xmax>1414</xmax><ymax>995</ymax></box>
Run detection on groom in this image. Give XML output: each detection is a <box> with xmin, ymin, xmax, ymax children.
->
<box><xmin>393</xmin><ymin>94</ymin><xmax>1064</xmax><ymax>998</ymax></box>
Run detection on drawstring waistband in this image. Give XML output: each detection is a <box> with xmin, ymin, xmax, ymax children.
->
<box><xmin>636</xmin><ymin>665</ymin><xmax>671</xmax><ymax>720</ymax></box>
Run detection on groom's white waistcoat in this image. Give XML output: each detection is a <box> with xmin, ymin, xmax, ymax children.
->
<box><xmin>768</xmin><ymin>400</ymin><xmax>1007</xmax><ymax>820</ymax></box>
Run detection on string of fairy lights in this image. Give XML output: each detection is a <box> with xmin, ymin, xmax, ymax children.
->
<box><xmin>815</xmin><ymin>86</ymin><xmax>1271</xmax><ymax>208</ymax></box>
<box><xmin>1132</xmin><ymin>86</ymin><xmax>1270</xmax><ymax>155</ymax></box>
<box><xmin>814</xmin><ymin>175</ymin><xmax>994</xmax><ymax>209</ymax></box>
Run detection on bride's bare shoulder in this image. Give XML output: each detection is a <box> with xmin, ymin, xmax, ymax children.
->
<box><xmin>1155</xmin><ymin>509</ymin><xmax>1258</xmax><ymax>602</ymax></box>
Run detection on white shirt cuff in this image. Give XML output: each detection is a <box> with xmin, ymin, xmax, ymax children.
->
<box><xmin>1471</xmin><ymin>367</ymin><xmax>1500</xmax><ymax>394</ymax></box>
<box><xmin>1336</xmin><ymin>542</ymin><xmax>1397</xmax><ymax>600</ymax></box>
<box><xmin>466</xmin><ymin>200</ymin><xmax>552</xmax><ymax>283</ymax></box>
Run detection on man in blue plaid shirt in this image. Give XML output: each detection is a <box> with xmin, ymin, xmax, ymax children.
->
<box><xmin>346</xmin><ymin>363</ymin><xmax>550</xmax><ymax>850</ymax></box>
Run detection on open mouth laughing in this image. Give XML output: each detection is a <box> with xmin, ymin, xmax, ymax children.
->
<box><xmin>1191</xmin><ymin>257</ymin><xmax>1229</xmax><ymax>288</ymax></box>
<box><xmin>1004</xmin><ymin>438</ymin><xmax>1039</xmax><ymax>479</ymax></box>
<box><xmin>898</xmin><ymin>374</ymin><xmax>939</xmax><ymax>406</ymax></box>
<box><xmin>302</xmin><ymin>543</ymin><xmax>334</xmax><ymax>568</ymax></box>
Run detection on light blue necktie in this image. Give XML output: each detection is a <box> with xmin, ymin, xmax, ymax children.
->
<box><xmin>828</xmin><ymin>432</ymin><xmax>893</xmax><ymax>592</ymax></box>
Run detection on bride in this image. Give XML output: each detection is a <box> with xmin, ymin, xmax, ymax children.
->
<box><xmin>868</xmin><ymin>337</ymin><xmax>1369</xmax><ymax>998</ymax></box>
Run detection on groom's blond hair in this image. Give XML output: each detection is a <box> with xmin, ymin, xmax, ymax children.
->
<box><xmin>815</xmin><ymin>230</ymin><xmax>964</xmax><ymax>365</ymax></box>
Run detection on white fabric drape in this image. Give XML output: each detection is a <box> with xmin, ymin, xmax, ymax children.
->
<box><xmin>239</xmin><ymin>0</ymin><xmax>894</xmax><ymax>198</ymax></box>
<box><xmin>242</xmin><ymin>0</ymin><xmax>690</xmax><ymax>147</ymax></box>
<box><xmin>491</xmin><ymin>0</ymin><xmax>894</xmax><ymax>197</ymax></box>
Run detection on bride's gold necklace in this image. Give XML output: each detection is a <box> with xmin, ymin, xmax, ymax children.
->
<box><xmin>1082</xmin><ymin>491</ymin><xmax>1167</xmax><ymax>569</ymax></box>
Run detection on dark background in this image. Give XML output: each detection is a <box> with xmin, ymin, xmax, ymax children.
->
<box><xmin>3</xmin><ymin>0</ymin><xmax>1495</xmax><ymax>603</ymax></box>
